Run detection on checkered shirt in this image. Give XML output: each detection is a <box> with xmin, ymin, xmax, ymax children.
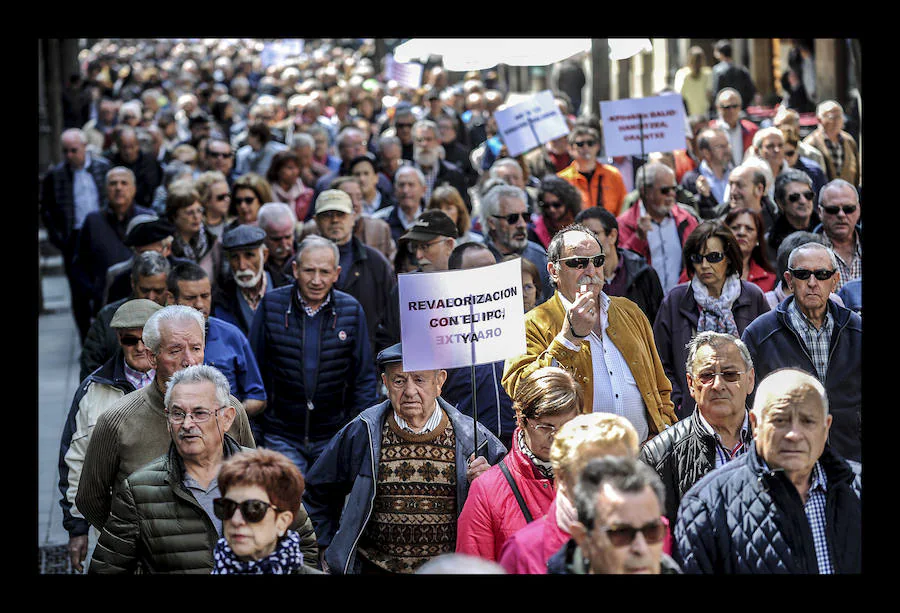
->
<box><xmin>821</xmin><ymin>233</ymin><xmax>862</xmax><ymax>291</ymax></box>
<box><xmin>824</xmin><ymin>134</ymin><xmax>844</xmax><ymax>177</ymax></box>
<box><xmin>787</xmin><ymin>298</ymin><xmax>834</xmax><ymax>382</ymax></box>
<box><xmin>804</xmin><ymin>462</ymin><xmax>834</xmax><ymax>574</ymax></box>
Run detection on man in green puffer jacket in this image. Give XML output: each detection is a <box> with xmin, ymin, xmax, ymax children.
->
<box><xmin>89</xmin><ymin>364</ymin><xmax>318</xmax><ymax>573</ymax></box>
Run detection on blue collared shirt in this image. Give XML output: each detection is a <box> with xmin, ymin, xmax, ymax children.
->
<box><xmin>698</xmin><ymin>159</ymin><xmax>732</xmax><ymax>204</ymax></box>
<box><xmin>640</xmin><ymin>201</ymin><xmax>683</xmax><ymax>295</ymax></box>
<box><xmin>205</xmin><ymin>316</ymin><xmax>267</xmax><ymax>402</ymax></box>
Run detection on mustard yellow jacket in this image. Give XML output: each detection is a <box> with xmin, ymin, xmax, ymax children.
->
<box><xmin>503</xmin><ymin>292</ymin><xmax>678</xmax><ymax>439</ymax></box>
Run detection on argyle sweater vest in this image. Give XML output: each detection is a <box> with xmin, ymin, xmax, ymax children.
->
<box><xmin>357</xmin><ymin>411</ymin><xmax>457</xmax><ymax>573</ymax></box>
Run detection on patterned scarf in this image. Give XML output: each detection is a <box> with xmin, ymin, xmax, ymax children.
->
<box><xmin>692</xmin><ymin>273</ymin><xmax>740</xmax><ymax>335</ymax></box>
<box><xmin>517</xmin><ymin>429</ymin><xmax>554</xmax><ymax>480</ymax></box>
<box><xmin>211</xmin><ymin>530</ymin><xmax>304</xmax><ymax>574</ymax></box>
<box><xmin>174</xmin><ymin>226</ymin><xmax>209</xmax><ymax>262</ymax></box>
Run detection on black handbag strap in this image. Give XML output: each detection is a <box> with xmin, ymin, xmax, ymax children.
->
<box><xmin>498</xmin><ymin>458</ymin><xmax>534</xmax><ymax>523</ymax></box>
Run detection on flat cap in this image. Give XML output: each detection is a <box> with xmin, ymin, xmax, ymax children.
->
<box><xmin>314</xmin><ymin>189</ymin><xmax>353</xmax><ymax>216</ymax></box>
<box><xmin>376</xmin><ymin>343</ymin><xmax>403</xmax><ymax>369</ymax></box>
<box><xmin>222</xmin><ymin>225</ymin><xmax>267</xmax><ymax>251</ymax></box>
<box><xmin>125</xmin><ymin>218</ymin><xmax>177</xmax><ymax>247</ymax></box>
<box><xmin>110</xmin><ymin>298</ymin><xmax>164</xmax><ymax>329</ymax></box>
<box><xmin>399</xmin><ymin>209</ymin><xmax>459</xmax><ymax>242</ymax></box>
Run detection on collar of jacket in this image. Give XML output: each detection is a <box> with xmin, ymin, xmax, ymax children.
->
<box><xmin>91</xmin><ymin>347</ymin><xmax>139</xmax><ymax>392</ymax></box>
<box><xmin>165</xmin><ymin>433</ymin><xmax>244</xmax><ymax>492</ymax></box>
<box><xmin>290</xmin><ymin>284</ymin><xmax>337</xmax><ymax>320</ymax></box>
<box><xmin>774</xmin><ymin>294</ymin><xmax>852</xmax><ymax>331</ymax></box>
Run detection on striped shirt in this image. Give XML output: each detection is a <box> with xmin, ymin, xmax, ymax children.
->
<box><xmin>804</xmin><ymin>462</ymin><xmax>833</xmax><ymax>574</ymax></box>
<box><xmin>696</xmin><ymin>409</ymin><xmax>752</xmax><ymax>468</ymax></box>
<box><xmin>558</xmin><ymin>292</ymin><xmax>649</xmax><ymax>442</ymax></box>
<box><xmin>123</xmin><ymin>361</ymin><xmax>154</xmax><ymax>391</ymax></box>
<box><xmin>821</xmin><ymin>233</ymin><xmax>862</xmax><ymax>291</ymax></box>
<box><xmin>394</xmin><ymin>401</ymin><xmax>444</xmax><ymax>434</ymax></box>
<box><xmin>787</xmin><ymin>298</ymin><xmax>834</xmax><ymax>381</ymax></box>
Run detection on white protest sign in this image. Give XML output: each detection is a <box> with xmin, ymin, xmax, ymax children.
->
<box><xmin>493</xmin><ymin>90</ymin><xmax>570</xmax><ymax>158</ymax></box>
<box><xmin>599</xmin><ymin>94</ymin><xmax>688</xmax><ymax>157</ymax></box>
<box><xmin>398</xmin><ymin>259</ymin><xmax>526</xmax><ymax>372</ymax></box>
<box><xmin>385</xmin><ymin>54</ymin><xmax>424</xmax><ymax>90</ymax></box>
<box><xmin>259</xmin><ymin>39</ymin><xmax>305</xmax><ymax>68</ymax></box>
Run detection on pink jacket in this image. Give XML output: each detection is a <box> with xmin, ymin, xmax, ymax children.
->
<box><xmin>455</xmin><ymin>429</ymin><xmax>555</xmax><ymax>561</ymax></box>
<box><xmin>497</xmin><ymin>498</ymin><xmax>570</xmax><ymax>574</ymax></box>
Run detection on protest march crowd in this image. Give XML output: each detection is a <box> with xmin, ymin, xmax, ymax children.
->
<box><xmin>41</xmin><ymin>37</ymin><xmax>861</xmax><ymax>575</ymax></box>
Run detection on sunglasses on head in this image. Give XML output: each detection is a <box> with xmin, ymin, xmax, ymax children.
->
<box><xmin>598</xmin><ymin>521</ymin><xmax>666</xmax><ymax>547</ymax></box>
<box><xmin>820</xmin><ymin>204</ymin><xmax>858</xmax><ymax>215</ymax></box>
<box><xmin>492</xmin><ymin>212</ymin><xmax>528</xmax><ymax>224</ymax></box>
<box><xmin>119</xmin><ymin>334</ymin><xmax>143</xmax><ymax>346</ymax></box>
<box><xmin>789</xmin><ymin>268</ymin><xmax>837</xmax><ymax>281</ymax></box>
<box><xmin>573</xmin><ymin>139</ymin><xmax>596</xmax><ymax>148</ymax></box>
<box><xmin>235</xmin><ymin>196</ymin><xmax>257</xmax><ymax>205</ymax></box>
<box><xmin>787</xmin><ymin>191</ymin><xmax>815</xmax><ymax>203</ymax></box>
<box><xmin>689</xmin><ymin>251</ymin><xmax>725</xmax><ymax>264</ymax></box>
<box><xmin>557</xmin><ymin>254</ymin><xmax>605</xmax><ymax>269</ymax></box>
<box><xmin>213</xmin><ymin>498</ymin><xmax>283</xmax><ymax>523</ymax></box>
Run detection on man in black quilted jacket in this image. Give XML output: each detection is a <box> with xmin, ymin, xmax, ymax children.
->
<box><xmin>639</xmin><ymin>331</ymin><xmax>755</xmax><ymax>527</ymax></box>
<box><xmin>674</xmin><ymin>368</ymin><xmax>861</xmax><ymax>573</ymax></box>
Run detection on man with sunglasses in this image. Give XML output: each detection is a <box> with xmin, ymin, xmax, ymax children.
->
<box><xmin>203</xmin><ymin>138</ymin><xmax>236</xmax><ymax>188</ymax></box>
<box><xmin>550</xmin><ymin>456</ymin><xmax>679</xmax><ymax>574</ymax></box>
<box><xmin>88</xmin><ymin>364</ymin><xmax>317</xmax><ymax>573</ymax></box>
<box><xmin>504</xmin><ymin>224</ymin><xmax>677</xmax><ymax>446</ymax></box>
<box><xmin>814</xmin><ymin>179</ymin><xmax>861</xmax><ymax>291</ymax></box>
<box><xmin>710</xmin><ymin>88</ymin><xmax>758</xmax><ymax>168</ymax></box>
<box><xmin>556</xmin><ymin>125</ymin><xmax>627</xmax><ymax>216</ymax></box>
<box><xmin>768</xmin><ymin>169</ymin><xmax>820</xmax><ymax>257</ymax></box>
<box><xmin>59</xmin><ymin>299</ymin><xmax>162</xmax><ymax>573</ymax></box>
<box><xmin>640</xmin><ymin>332</ymin><xmax>755</xmax><ymax>527</ymax></box>
<box><xmin>741</xmin><ymin>242</ymin><xmax>862</xmax><ymax>464</ymax></box>
<box><xmin>675</xmin><ymin>369</ymin><xmax>861</xmax><ymax>574</ymax></box>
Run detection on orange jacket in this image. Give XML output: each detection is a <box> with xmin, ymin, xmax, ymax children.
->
<box><xmin>557</xmin><ymin>161</ymin><xmax>627</xmax><ymax>216</ymax></box>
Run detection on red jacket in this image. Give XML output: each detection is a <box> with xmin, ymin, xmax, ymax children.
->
<box><xmin>616</xmin><ymin>202</ymin><xmax>699</xmax><ymax>267</ymax></box>
<box><xmin>497</xmin><ymin>497</ymin><xmax>570</xmax><ymax>574</ymax></box>
<box><xmin>455</xmin><ymin>428</ymin><xmax>555</xmax><ymax>561</ymax></box>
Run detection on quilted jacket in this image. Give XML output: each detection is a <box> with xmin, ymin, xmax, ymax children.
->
<box><xmin>89</xmin><ymin>435</ymin><xmax>319</xmax><ymax>574</ymax></box>
<box><xmin>674</xmin><ymin>443</ymin><xmax>861</xmax><ymax>574</ymax></box>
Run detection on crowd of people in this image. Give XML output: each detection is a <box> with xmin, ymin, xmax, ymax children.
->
<box><xmin>42</xmin><ymin>37</ymin><xmax>861</xmax><ymax>575</ymax></box>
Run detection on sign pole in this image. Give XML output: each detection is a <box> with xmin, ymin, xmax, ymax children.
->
<box><xmin>468</xmin><ymin>301</ymin><xmax>478</xmax><ymax>455</ymax></box>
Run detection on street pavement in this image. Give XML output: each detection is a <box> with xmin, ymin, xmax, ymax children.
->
<box><xmin>38</xmin><ymin>270</ymin><xmax>82</xmax><ymax>573</ymax></box>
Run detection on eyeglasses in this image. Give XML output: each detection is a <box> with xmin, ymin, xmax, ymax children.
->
<box><xmin>659</xmin><ymin>185</ymin><xmax>678</xmax><ymax>195</ymax></box>
<box><xmin>234</xmin><ymin>196</ymin><xmax>257</xmax><ymax>205</ymax></box>
<box><xmin>181</xmin><ymin>207</ymin><xmax>205</xmax><ymax>217</ymax></box>
<box><xmin>689</xmin><ymin>251</ymin><xmax>725</xmax><ymax>264</ymax></box>
<box><xmin>596</xmin><ymin>521</ymin><xmax>666</xmax><ymax>547</ymax></box>
<box><xmin>696</xmin><ymin>370</ymin><xmax>745</xmax><ymax>385</ymax></box>
<box><xmin>165</xmin><ymin>407</ymin><xmax>222</xmax><ymax>424</ymax></box>
<box><xmin>396</xmin><ymin>122</ymin><xmax>414</xmax><ymax>129</ymax></box>
<box><xmin>407</xmin><ymin>237</ymin><xmax>446</xmax><ymax>254</ymax></box>
<box><xmin>527</xmin><ymin>420</ymin><xmax>562</xmax><ymax>438</ymax></box>
<box><xmin>820</xmin><ymin>204</ymin><xmax>858</xmax><ymax>216</ymax></box>
<box><xmin>215</xmin><ymin>193</ymin><xmax>231</xmax><ymax>202</ymax></box>
<box><xmin>207</xmin><ymin>151</ymin><xmax>233</xmax><ymax>159</ymax></box>
<box><xmin>573</xmin><ymin>139</ymin><xmax>596</xmax><ymax>148</ymax></box>
<box><xmin>718</xmin><ymin>103</ymin><xmax>740</xmax><ymax>110</ymax></box>
<box><xmin>491</xmin><ymin>212</ymin><xmax>528</xmax><ymax>224</ymax></box>
<box><xmin>762</xmin><ymin>143</ymin><xmax>783</xmax><ymax>151</ymax></box>
<box><xmin>540</xmin><ymin>198</ymin><xmax>565</xmax><ymax>209</ymax></box>
<box><xmin>213</xmin><ymin>498</ymin><xmax>283</xmax><ymax>523</ymax></box>
<box><xmin>784</xmin><ymin>149</ymin><xmax>797</xmax><ymax>157</ymax></box>
<box><xmin>788</xmin><ymin>268</ymin><xmax>837</xmax><ymax>281</ymax></box>
<box><xmin>557</xmin><ymin>253</ymin><xmax>605</xmax><ymax>269</ymax></box>
<box><xmin>119</xmin><ymin>334</ymin><xmax>144</xmax><ymax>347</ymax></box>
<box><xmin>786</xmin><ymin>190</ymin><xmax>815</xmax><ymax>203</ymax></box>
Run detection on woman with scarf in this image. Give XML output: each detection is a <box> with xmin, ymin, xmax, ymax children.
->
<box><xmin>528</xmin><ymin>175</ymin><xmax>582</xmax><ymax>249</ymax></box>
<box><xmin>267</xmin><ymin>150</ymin><xmax>314</xmax><ymax>223</ymax></box>
<box><xmin>212</xmin><ymin>449</ymin><xmax>322</xmax><ymax>574</ymax></box>
<box><xmin>455</xmin><ymin>366</ymin><xmax>581</xmax><ymax>562</ymax></box>
<box><xmin>166</xmin><ymin>178</ymin><xmax>225</xmax><ymax>288</ymax></box>
<box><xmin>652</xmin><ymin>221</ymin><xmax>769</xmax><ymax>418</ymax></box>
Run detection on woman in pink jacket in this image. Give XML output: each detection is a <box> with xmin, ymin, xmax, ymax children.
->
<box><xmin>455</xmin><ymin>366</ymin><xmax>582</xmax><ymax>562</ymax></box>
<box><xmin>497</xmin><ymin>413</ymin><xmax>644</xmax><ymax>574</ymax></box>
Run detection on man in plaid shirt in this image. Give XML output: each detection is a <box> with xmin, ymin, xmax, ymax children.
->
<box><xmin>815</xmin><ymin>179</ymin><xmax>861</xmax><ymax>292</ymax></box>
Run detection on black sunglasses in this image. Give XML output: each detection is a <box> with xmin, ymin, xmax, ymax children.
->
<box><xmin>789</xmin><ymin>268</ymin><xmax>837</xmax><ymax>281</ymax></box>
<box><xmin>215</xmin><ymin>193</ymin><xmax>231</xmax><ymax>201</ymax></box>
<box><xmin>235</xmin><ymin>196</ymin><xmax>257</xmax><ymax>205</ymax></box>
<box><xmin>659</xmin><ymin>185</ymin><xmax>678</xmax><ymax>195</ymax></box>
<box><xmin>213</xmin><ymin>498</ymin><xmax>282</xmax><ymax>523</ymax></box>
<box><xmin>557</xmin><ymin>254</ymin><xmax>605</xmax><ymax>269</ymax></box>
<box><xmin>207</xmin><ymin>151</ymin><xmax>233</xmax><ymax>159</ymax></box>
<box><xmin>697</xmin><ymin>370</ymin><xmax>745</xmax><ymax>385</ymax></box>
<box><xmin>573</xmin><ymin>139</ymin><xmax>596</xmax><ymax>148</ymax></box>
<box><xmin>820</xmin><ymin>204</ymin><xmax>858</xmax><ymax>215</ymax></box>
<box><xmin>598</xmin><ymin>521</ymin><xmax>666</xmax><ymax>547</ymax></box>
<box><xmin>719</xmin><ymin>103</ymin><xmax>740</xmax><ymax>110</ymax></box>
<box><xmin>395</xmin><ymin>122</ymin><xmax>414</xmax><ymax>129</ymax></box>
<box><xmin>492</xmin><ymin>212</ymin><xmax>528</xmax><ymax>224</ymax></box>
<box><xmin>689</xmin><ymin>251</ymin><xmax>725</xmax><ymax>264</ymax></box>
<box><xmin>541</xmin><ymin>199</ymin><xmax>565</xmax><ymax>209</ymax></box>
<box><xmin>787</xmin><ymin>191</ymin><xmax>815</xmax><ymax>203</ymax></box>
<box><xmin>119</xmin><ymin>334</ymin><xmax>143</xmax><ymax>347</ymax></box>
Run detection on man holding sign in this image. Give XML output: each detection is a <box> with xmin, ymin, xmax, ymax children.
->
<box><xmin>503</xmin><ymin>224</ymin><xmax>677</xmax><ymax>444</ymax></box>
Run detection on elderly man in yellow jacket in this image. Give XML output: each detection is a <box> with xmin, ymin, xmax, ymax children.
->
<box><xmin>503</xmin><ymin>224</ymin><xmax>677</xmax><ymax>443</ymax></box>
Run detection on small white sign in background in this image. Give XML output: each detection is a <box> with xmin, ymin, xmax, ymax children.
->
<box><xmin>398</xmin><ymin>259</ymin><xmax>526</xmax><ymax>372</ymax></box>
<box><xmin>599</xmin><ymin>94</ymin><xmax>688</xmax><ymax>157</ymax></box>
<box><xmin>384</xmin><ymin>54</ymin><xmax>424</xmax><ymax>90</ymax></box>
<box><xmin>493</xmin><ymin>90</ymin><xmax>570</xmax><ymax>158</ymax></box>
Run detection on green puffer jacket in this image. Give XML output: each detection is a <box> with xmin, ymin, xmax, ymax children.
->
<box><xmin>89</xmin><ymin>435</ymin><xmax>319</xmax><ymax>574</ymax></box>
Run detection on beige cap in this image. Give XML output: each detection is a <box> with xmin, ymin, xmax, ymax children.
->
<box><xmin>110</xmin><ymin>298</ymin><xmax>164</xmax><ymax>329</ymax></box>
<box><xmin>314</xmin><ymin>189</ymin><xmax>353</xmax><ymax>216</ymax></box>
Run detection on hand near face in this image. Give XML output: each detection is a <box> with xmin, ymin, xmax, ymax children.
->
<box><xmin>695</xmin><ymin>175</ymin><xmax>711</xmax><ymax>198</ymax></box>
<box><xmin>567</xmin><ymin>284</ymin><xmax>598</xmax><ymax>338</ymax></box>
